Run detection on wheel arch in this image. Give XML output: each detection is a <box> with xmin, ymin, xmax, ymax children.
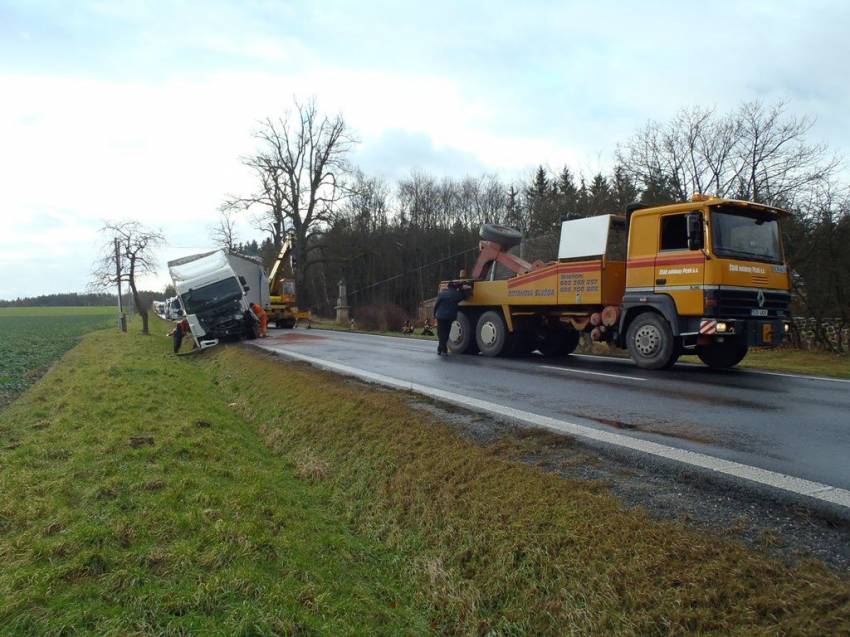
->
<box><xmin>618</xmin><ymin>293</ymin><xmax>680</xmax><ymax>347</ymax></box>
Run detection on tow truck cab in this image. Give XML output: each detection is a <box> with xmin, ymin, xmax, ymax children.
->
<box><xmin>622</xmin><ymin>195</ymin><xmax>791</xmax><ymax>366</ymax></box>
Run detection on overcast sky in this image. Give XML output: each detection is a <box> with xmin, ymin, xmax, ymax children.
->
<box><xmin>2</xmin><ymin>0</ymin><xmax>849</xmax><ymax>298</ymax></box>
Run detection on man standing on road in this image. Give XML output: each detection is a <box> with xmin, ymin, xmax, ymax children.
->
<box><xmin>433</xmin><ymin>282</ymin><xmax>465</xmax><ymax>356</ymax></box>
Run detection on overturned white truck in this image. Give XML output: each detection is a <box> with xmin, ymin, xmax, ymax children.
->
<box><xmin>168</xmin><ymin>250</ymin><xmax>269</xmax><ymax>348</ymax></box>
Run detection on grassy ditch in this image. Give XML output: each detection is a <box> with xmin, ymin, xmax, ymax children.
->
<box><xmin>1</xmin><ymin>320</ymin><xmax>849</xmax><ymax>635</ymax></box>
<box><xmin>0</xmin><ymin>322</ymin><xmax>429</xmax><ymax>635</ymax></box>
<box><xmin>741</xmin><ymin>346</ymin><xmax>850</xmax><ymax>378</ymax></box>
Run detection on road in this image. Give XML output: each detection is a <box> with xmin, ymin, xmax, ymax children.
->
<box><xmin>250</xmin><ymin>329</ymin><xmax>850</xmax><ymax>509</ymax></box>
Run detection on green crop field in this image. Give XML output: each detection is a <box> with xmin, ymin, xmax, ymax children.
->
<box><xmin>0</xmin><ymin>307</ymin><xmax>115</xmax><ymax>408</ymax></box>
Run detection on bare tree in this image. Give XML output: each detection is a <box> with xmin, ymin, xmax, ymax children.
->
<box><xmin>224</xmin><ymin>97</ymin><xmax>356</xmax><ymax>306</ymax></box>
<box><xmin>617</xmin><ymin>100</ymin><xmax>840</xmax><ymax>207</ymax></box>
<box><xmin>212</xmin><ymin>209</ymin><xmax>239</xmax><ymax>252</ymax></box>
<box><xmin>91</xmin><ymin>221</ymin><xmax>164</xmax><ymax>335</ymax></box>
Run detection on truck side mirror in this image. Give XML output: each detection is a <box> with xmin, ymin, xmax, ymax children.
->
<box><xmin>686</xmin><ymin>212</ymin><xmax>704</xmax><ymax>251</ymax></box>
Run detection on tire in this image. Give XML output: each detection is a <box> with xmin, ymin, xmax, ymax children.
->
<box><xmin>697</xmin><ymin>339</ymin><xmax>748</xmax><ymax>369</ymax></box>
<box><xmin>536</xmin><ymin>328</ymin><xmax>580</xmax><ymax>357</ymax></box>
<box><xmin>626</xmin><ymin>312</ymin><xmax>677</xmax><ymax>370</ymax></box>
<box><xmin>480</xmin><ymin>224</ymin><xmax>522</xmax><ymax>249</ymax></box>
<box><xmin>448</xmin><ymin>310</ymin><xmax>478</xmax><ymax>354</ymax></box>
<box><xmin>280</xmin><ymin>318</ymin><xmax>296</xmax><ymax>329</ymax></box>
<box><xmin>475</xmin><ymin>310</ymin><xmax>513</xmax><ymax>357</ymax></box>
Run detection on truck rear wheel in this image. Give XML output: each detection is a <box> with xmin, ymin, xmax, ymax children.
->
<box><xmin>475</xmin><ymin>310</ymin><xmax>513</xmax><ymax>357</ymax></box>
<box><xmin>448</xmin><ymin>310</ymin><xmax>478</xmax><ymax>354</ymax></box>
<box><xmin>537</xmin><ymin>328</ymin><xmax>580</xmax><ymax>357</ymax></box>
<box><xmin>697</xmin><ymin>339</ymin><xmax>748</xmax><ymax>369</ymax></box>
<box><xmin>561</xmin><ymin>329</ymin><xmax>581</xmax><ymax>355</ymax></box>
<box><xmin>626</xmin><ymin>312</ymin><xmax>677</xmax><ymax>370</ymax></box>
<box><xmin>277</xmin><ymin>318</ymin><xmax>296</xmax><ymax>329</ymax></box>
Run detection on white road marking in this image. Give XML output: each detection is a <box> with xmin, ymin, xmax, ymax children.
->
<box><xmin>539</xmin><ymin>364</ymin><xmax>648</xmax><ymax>382</ymax></box>
<box><xmin>572</xmin><ymin>353</ymin><xmax>850</xmax><ymax>384</ymax></box>
<box><xmin>740</xmin><ymin>369</ymin><xmax>850</xmax><ymax>384</ymax></box>
<box><xmin>254</xmin><ymin>344</ymin><xmax>850</xmax><ymax>511</ymax></box>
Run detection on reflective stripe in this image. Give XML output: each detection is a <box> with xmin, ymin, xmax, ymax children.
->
<box><xmin>626</xmin><ymin>285</ymin><xmax>789</xmax><ymax>294</ymax></box>
<box><xmin>699</xmin><ymin>319</ymin><xmax>717</xmax><ymax>334</ymax></box>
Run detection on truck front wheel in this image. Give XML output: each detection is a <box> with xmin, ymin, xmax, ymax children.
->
<box><xmin>626</xmin><ymin>312</ymin><xmax>678</xmax><ymax>370</ymax></box>
<box><xmin>476</xmin><ymin>310</ymin><xmax>513</xmax><ymax>357</ymax></box>
<box><xmin>697</xmin><ymin>339</ymin><xmax>748</xmax><ymax>369</ymax></box>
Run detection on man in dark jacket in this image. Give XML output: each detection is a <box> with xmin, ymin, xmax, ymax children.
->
<box><xmin>433</xmin><ymin>283</ymin><xmax>465</xmax><ymax>355</ymax></box>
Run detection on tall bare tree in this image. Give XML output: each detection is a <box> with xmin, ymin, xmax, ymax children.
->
<box><xmin>617</xmin><ymin>100</ymin><xmax>840</xmax><ymax>206</ymax></box>
<box><xmin>91</xmin><ymin>221</ymin><xmax>164</xmax><ymax>335</ymax></box>
<box><xmin>224</xmin><ymin>98</ymin><xmax>356</xmax><ymax>306</ymax></box>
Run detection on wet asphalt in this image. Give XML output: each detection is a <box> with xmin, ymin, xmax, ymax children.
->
<box><xmin>253</xmin><ymin>329</ymin><xmax>850</xmax><ymax>492</ymax></box>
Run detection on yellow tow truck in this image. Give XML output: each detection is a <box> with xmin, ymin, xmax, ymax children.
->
<box><xmin>442</xmin><ymin>194</ymin><xmax>791</xmax><ymax>369</ymax></box>
<box><xmin>267</xmin><ymin>234</ymin><xmax>310</xmax><ymax>329</ymax></box>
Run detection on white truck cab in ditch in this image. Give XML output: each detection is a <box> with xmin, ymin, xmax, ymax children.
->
<box><xmin>168</xmin><ymin>250</ymin><xmax>269</xmax><ymax>348</ymax></box>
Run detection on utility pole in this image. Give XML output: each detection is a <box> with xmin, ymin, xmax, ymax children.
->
<box><xmin>115</xmin><ymin>238</ymin><xmax>127</xmax><ymax>332</ymax></box>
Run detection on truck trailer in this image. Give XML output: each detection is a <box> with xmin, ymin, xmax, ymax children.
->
<box><xmin>168</xmin><ymin>250</ymin><xmax>268</xmax><ymax>346</ymax></box>
<box><xmin>442</xmin><ymin>195</ymin><xmax>791</xmax><ymax>370</ymax></box>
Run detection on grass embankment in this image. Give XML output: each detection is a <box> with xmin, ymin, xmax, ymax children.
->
<box><xmin>741</xmin><ymin>347</ymin><xmax>850</xmax><ymax>378</ymax></box>
<box><xmin>0</xmin><ymin>306</ymin><xmax>114</xmax><ymax>407</ymax></box>
<box><xmin>0</xmin><ymin>320</ymin><xmax>429</xmax><ymax>635</ymax></box>
<box><xmin>2</xmin><ymin>321</ymin><xmax>849</xmax><ymax>635</ymax></box>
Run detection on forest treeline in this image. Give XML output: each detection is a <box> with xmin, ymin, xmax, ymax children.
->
<box><xmin>221</xmin><ymin>100</ymin><xmax>848</xmax><ymax>351</ymax></box>
<box><xmin>0</xmin><ymin>291</ymin><xmax>164</xmax><ymax>309</ymax></box>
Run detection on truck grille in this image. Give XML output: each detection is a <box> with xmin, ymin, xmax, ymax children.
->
<box><xmin>705</xmin><ymin>288</ymin><xmax>790</xmax><ymax>318</ymax></box>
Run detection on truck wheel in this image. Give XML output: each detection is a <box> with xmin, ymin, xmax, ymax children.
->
<box><xmin>479</xmin><ymin>224</ymin><xmax>522</xmax><ymax>249</ymax></box>
<box><xmin>537</xmin><ymin>328</ymin><xmax>580</xmax><ymax>357</ymax></box>
<box><xmin>448</xmin><ymin>310</ymin><xmax>478</xmax><ymax>354</ymax></box>
<box><xmin>626</xmin><ymin>312</ymin><xmax>677</xmax><ymax>370</ymax></box>
<box><xmin>281</xmin><ymin>318</ymin><xmax>296</xmax><ymax>329</ymax></box>
<box><xmin>697</xmin><ymin>339</ymin><xmax>748</xmax><ymax>369</ymax></box>
<box><xmin>475</xmin><ymin>310</ymin><xmax>513</xmax><ymax>357</ymax></box>
<box><xmin>561</xmin><ymin>329</ymin><xmax>581</xmax><ymax>355</ymax></box>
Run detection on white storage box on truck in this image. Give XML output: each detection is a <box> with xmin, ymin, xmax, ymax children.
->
<box><xmin>226</xmin><ymin>253</ymin><xmax>270</xmax><ymax>309</ymax></box>
<box><xmin>168</xmin><ymin>250</ymin><xmax>266</xmax><ymax>346</ymax></box>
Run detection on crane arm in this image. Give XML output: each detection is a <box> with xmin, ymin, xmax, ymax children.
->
<box><xmin>268</xmin><ymin>234</ymin><xmax>294</xmax><ymax>295</ymax></box>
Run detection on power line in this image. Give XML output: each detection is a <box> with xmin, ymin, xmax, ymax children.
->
<box><xmin>349</xmin><ymin>245</ymin><xmax>477</xmax><ymax>297</ymax></box>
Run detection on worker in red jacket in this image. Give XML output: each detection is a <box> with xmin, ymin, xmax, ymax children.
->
<box><xmin>250</xmin><ymin>303</ymin><xmax>269</xmax><ymax>337</ymax></box>
<box><xmin>168</xmin><ymin>318</ymin><xmax>191</xmax><ymax>354</ymax></box>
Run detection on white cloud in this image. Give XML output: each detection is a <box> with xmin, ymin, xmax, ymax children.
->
<box><xmin>2</xmin><ymin>0</ymin><xmax>849</xmax><ymax>298</ymax></box>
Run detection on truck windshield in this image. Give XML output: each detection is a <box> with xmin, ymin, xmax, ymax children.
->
<box><xmin>182</xmin><ymin>278</ymin><xmax>242</xmax><ymax>314</ymax></box>
<box><xmin>710</xmin><ymin>206</ymin><xmax>782</xmax><ymax>264</ymax></box>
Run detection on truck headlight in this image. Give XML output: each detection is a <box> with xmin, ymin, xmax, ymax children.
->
<box><xmin>716</xmin><ymin>321</ymin><xmax>728</xmax><ymax>333</ymax></box>
<box><xmin>784</xmin><ymin>323</ymin><xmax>791</xmax><ymax>333</ymax></box>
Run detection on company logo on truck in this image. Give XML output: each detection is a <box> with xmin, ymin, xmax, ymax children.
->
<box><xmin>729</xmin><ymin>264</ymin><xmax>766</xmax><ymax>274</ymax></box>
